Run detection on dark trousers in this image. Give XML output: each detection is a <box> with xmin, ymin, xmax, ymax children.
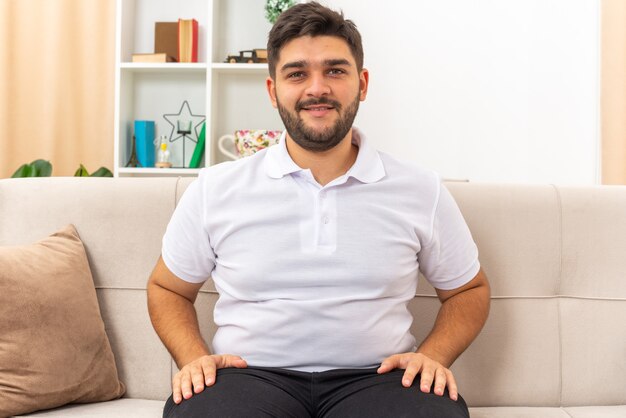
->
<box><xmin>163</xmin><ymin>367</ymin><xmax>470</xmax><ymax>418</ymax></box>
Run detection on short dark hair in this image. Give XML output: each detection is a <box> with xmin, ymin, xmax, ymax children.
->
<box><xmin>267</xmin><ymin>1</ymin><xmax>364</xmax><ymax>79</ymax></box>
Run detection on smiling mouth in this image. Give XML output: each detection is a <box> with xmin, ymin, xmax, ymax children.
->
<box><xmin>303</xmin><ymin>104</ymin><xmax>334</xmax><ymax>110</ymax></box>
<box><xmin>301</xmin><ymin>105</ymin><xmax>335</xmax><ymax>118</ymax></box>
<box><xmin>298</xmin><ymin>101</ymin><xmax>340</xmax><ymax>119</ymax></box>
<box><xmin>302</xmin><ymin>104</ymin><xmax>335</xmax><ymax>114</ymax></box>
<box><xmin>297</xmin><ymin>98</ymin><xmax>341</xmax><ymax>114</ymax></box>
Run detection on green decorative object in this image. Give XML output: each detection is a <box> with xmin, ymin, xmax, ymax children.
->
<box><xmin>265</xmin><ymin>0</ymin><xmax>296</xmax><ymax>24</ymax></box>
<box><xmin>189</xmin><ymin>122</ymin><xmax>206</xmax><ymax>169</ymax></box>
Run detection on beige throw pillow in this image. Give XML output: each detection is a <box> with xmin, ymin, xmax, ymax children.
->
<box><xmin>0</xmin><ymin>225</ymin><xmax>125</xmax><ymax>417</ymax></box>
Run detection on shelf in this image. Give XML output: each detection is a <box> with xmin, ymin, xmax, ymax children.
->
<box><xmin>118</xmin><ymin>167</ymin><xmax>202</xmax><ymax>176</ymax></box>
<box><xmin>120</xmin><ymin>63</ymin><xmax>207</xmax><ymax>73</ymax></box>
<box><xmin>211</xmin><ymin>63</ymin><xmax>269</xmax><ymax>74</ymax></box>
<box><xmin>115</xmin><ymin>0</ymin><xmax>276</xmax><ymax>176</ymax></box>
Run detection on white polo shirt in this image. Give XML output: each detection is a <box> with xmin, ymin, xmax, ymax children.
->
<box><xmin>162</xmin><ymin>128</ymin><xmax>480</xmax><ymax>372</ymax></box>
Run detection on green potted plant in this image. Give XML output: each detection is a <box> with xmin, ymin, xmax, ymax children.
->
<box><xmin>11</xmin><ymin>160</ymin><xmax>113</xmax><ymax>178</ymax></box>
<box><xmin>11</xmin><ymin>159</ymin><xmax>53</xmax><ymax>178</ymax></box>
<box><xmin>265</xmin><ymin>0</ymin><xmax>296</xmax><ymax>24</ymax></box>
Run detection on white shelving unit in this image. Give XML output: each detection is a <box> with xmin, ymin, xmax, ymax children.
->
<box><xmin>114</xmin><ymin>0</ymin><xmax>284</xmax><ymax>177</ymax></box>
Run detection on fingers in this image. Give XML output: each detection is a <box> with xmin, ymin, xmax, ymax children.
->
<box><xmin>219</xmin><ymin>354</ymin><xmax>248</xmax><ymax>369</ymax></box>
<box><xmin>174</xmin><ymin>362</ymin><xmax>204</xmax><ymax>404</ymax></box>
<box><xmin>172</xmin><ymin>370</ymin><xmax>183</xmax><ymax>404</ymax></box>
<box><xmin>445</xmin><ymin>369</ymin><xmax>459</xmax><ymax>401</ymax></box>
<box><xmin>171</xmin><ymin>354</ymin><xmax>248</xmax><ymax>404</ymax></box>
<box><xmin>418</xmin><ymin>367</ymin><xmax>442</xmax><ymax>395</ymax></box>
<box><xmin>172</xmin><ymin>367</ymin><xmax>196</xmax><ymax>404</ymax></box>
<box><xmin>386</xmin><ymin>352</ymin><xmax>459</xmax><ymax>401</ymax></box>
<box><xmin>199</xmin><ymin>354</ymin><xmax>247</xmax><ymax>387</ymax></box>
<box><xmin>379</xmin><ymin>353</ymin><xmax>422</xmax><ymax>387</ymax></box>
<box><xmin>415</xmin><ymin>359</ymin><xmax>458</xmax><ymax>401</ymax></box>
<box><xmin>402</xmin><ymin>355</ymin><xmax>422</xmax><ymax>388</ymax></box>
<box><xmin>201</xmin><ymin>357</ymin><xmax>217</xmax><ymax>387</ymax></box>
<box><xmin>377</xmin><ymin>354</ymin><xmax>401</xmax><ymax>374</ymax></box>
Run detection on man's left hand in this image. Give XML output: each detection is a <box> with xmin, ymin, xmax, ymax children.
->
<box><xmin>377</xmin><ymin>352</ymin><xmax>458</xmax><ymax>401</ymax></box>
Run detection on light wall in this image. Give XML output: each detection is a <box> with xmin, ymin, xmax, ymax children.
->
<box><xmin>325</xmin><ymin>0</ymin><xmax>600</xmax><ymax>184</ymax></box>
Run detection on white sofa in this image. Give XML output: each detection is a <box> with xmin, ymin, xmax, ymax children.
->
<box><xmin>1</xmin><ymin>177</ymin><xmax>625</xmax><ymax>418</ymax></box>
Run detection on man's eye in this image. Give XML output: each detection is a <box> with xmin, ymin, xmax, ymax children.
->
<box><xmin>328</xmin><ymin>69</ymin><xmax>345</xmax><ymax>75</ymax></box>
<box><xmin>288</xmin><ymin>71</ymin><xmax>305</xmax><ymax>79</ymax></box>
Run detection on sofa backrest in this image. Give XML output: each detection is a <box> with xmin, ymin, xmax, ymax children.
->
<box><xmin>437</xmin><ymin>182</ymin><xmax>626</xmax><ymax>407</ymax></box>
<box><xmin>0</xmin><ymin>177</ymin><xmax>179</xmax><ymax>401</ymax></box>
<box><xmin>1</xmin><ymin>178</ymin><xmax>624</xmax><ymax>407</ymax></box>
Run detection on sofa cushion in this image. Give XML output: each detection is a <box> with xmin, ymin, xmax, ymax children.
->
<box><xmin>564</xmin><ymin>406</ymin><xmax>626</xmax><ymax>418</ymax></box>
<box><xmin>13</xmin><ymin>399</ymin><xmax>164</xmax><ymax>417</ymax></box>
<box><xmin>469</xmin><ymin>407</ymin><xmax>572</xmax><ymax>418</ymax></box>
<box><xmin>0</xmin><ymin>225</ymin><xmax>125</xmax><ymax>417</ymax></box>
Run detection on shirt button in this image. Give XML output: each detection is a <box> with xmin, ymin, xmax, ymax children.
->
<box><xmin>320</xmin><ymin>192</ymin><xmax>326</xmax><ymax>199</ymax></box>
<box><xmin>323</xmin><ymin>217</ymin><xmax>330</xmax><ymax>224</ymax></box>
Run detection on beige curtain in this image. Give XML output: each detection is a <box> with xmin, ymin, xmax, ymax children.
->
<box><xmin>602</xmin><ymin>0</ymin><xmax>626</xmax><ymax>184</ymax></box>
<box><xmin>0</xmin><ymin>0</ymin><xmax>115</xmax><ymax>178</ymax></box>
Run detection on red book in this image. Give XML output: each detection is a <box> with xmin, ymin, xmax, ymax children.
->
<box><xmin>178</xmin><ymin>19</ymin><xmax>198</xmax><ymax>63</ymax></box>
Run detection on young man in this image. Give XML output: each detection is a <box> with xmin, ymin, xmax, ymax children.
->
<box><xmin>148</xmin><ymin>2</ymin><xmax>490</xmax><ymax>417</ymax></box>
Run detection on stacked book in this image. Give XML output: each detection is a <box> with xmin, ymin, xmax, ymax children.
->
<box><xmin>131</xmin><ymin>19</ymin><xmax>198</xmax><ymax>63</ymax></box>
<box><xmin>131</xmin><ymin>53</ymin><xmax>175</xmax><ymax>63</ymax></box>
<box><xmin>153</xmin><ymin>21</ymin><xmax>178</xmax><ymax>61</ymax></box>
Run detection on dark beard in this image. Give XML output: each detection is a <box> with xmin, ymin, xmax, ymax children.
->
<box><xmin>277</xmin><ymin>94</ymin><xmax>360</xmax><ymax>152</ymax></box>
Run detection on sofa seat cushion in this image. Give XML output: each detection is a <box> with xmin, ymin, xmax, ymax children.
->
<box><xmin>0</xmin><ymin>225</ymin><xmax>125</xmax><ymax>417</ymax></box>
<box><xmin>14</xmin><ymin>399</ymin><xmax>164</xmax><ymax>417</ymax></box>
<box><xmin>469</xmin><ymin>407</ymin><xmax>572</xmax><ymax>418</ymax></box>
<box><xmin>15</xmin><ymin>403</ymin><xmax>626</xmax><ymax>417</ymax></box>
<box><xmin>564</xmin><ymin>405</ymin><xmax>626</xmax><ymax>418</ymax></box>
<box><xmin>470</xmin><ymin>406</ymin><xmax>626</xmax><ymax>418</ymax></box>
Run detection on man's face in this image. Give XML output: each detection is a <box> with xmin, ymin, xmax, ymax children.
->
<box><xmin>267</xmin><ymin>35</ymin><xmax>369</xmax><ymax>152</ymax></box>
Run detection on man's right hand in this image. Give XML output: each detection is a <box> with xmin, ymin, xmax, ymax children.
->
<box><xmin>173</xmin><ymin>354</ymin><xmax>248</xmax><ymax>404</ymax></box>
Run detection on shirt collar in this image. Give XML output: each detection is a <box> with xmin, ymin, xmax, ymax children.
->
<box><xmin>346</xmin><ymin>128</ymin><xmax>386</xmax><ymax>183</ymax></box>
<box><xmin>264</xmin><ymin>127</ymin><xmax>386</xmax><ymax>184</ymax></box>
<box><xmin>264</xmin><ymin>130</ymin><xmax>303</xmax><ymax>179</ymax></box>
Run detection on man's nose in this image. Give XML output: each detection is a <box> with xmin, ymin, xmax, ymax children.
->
<box><xmin>304</xmin><ymin>73</ymin><xmax>331</xmax><ymax>97</ymax></box>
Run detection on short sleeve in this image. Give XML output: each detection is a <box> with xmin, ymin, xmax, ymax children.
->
<box><xmin>161</xmin><ymin>176</ymin><xmax>216</xmax><ymax>283</ymax></box>
<box><xmin>418</xmin><ymin>182</ymin><xmax>480</xmax><ymax>290</ymax></box>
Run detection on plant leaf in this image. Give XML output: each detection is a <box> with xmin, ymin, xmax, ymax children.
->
<box><xmin>31</xmin><ymin>159</ymin><xmax>52</xmax><ymax>177</ymax></box>
<box><xmin>11</xmin><ymin>164</ymin><xmax>32</xmax><ymax>178</ymax></box>
<box><xmin>74</xmin><ymin>164</ymin><xmax>90</xmax><ymax>177</ymax></box>
<box><xmin>90</xmin><ymin>167</ymin><xmax>113</xmax><ymax>177</ymax></box>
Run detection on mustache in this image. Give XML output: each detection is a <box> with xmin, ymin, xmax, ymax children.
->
<box><xmin>296</xmin><ymin>97</ymin><xmax>342</xmax><ymax>112</ymax></box>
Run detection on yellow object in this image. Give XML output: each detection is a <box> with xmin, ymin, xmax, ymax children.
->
<box><xmin>156</xmin><ymin>138</ymin><xmax>172</xmax><ymax>168</ymax></box>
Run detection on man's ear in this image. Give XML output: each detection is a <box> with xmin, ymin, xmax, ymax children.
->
<box><xmin>359</xmin><ymin>68</ymin><xmax>369</xmax><ymax>101</ymax></box>
<box><xmin>266</xmin><ymin>76</ymin><xmax>278</xmax><ymax>108</ymax></box>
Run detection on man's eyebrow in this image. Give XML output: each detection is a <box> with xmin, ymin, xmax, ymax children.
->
<box><xmin>324</xmin><ymin>58</ymin><xmax>351</xmax><ymax>67</ymax></box>
<box><xmin>280</xmin><ymin>58</ymin><xmax>353</xmax><ymax>73</ymax></box>
<box><xmin>280</xmin><ymin>60</ymin><xmax>307</xmax><ymax>72</ymax></box>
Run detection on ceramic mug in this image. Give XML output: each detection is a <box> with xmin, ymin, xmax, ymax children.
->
<box><xmin>218</xmin><ymin>129</ymin><xmax>282</xmax><ymax>160</ymax></box>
